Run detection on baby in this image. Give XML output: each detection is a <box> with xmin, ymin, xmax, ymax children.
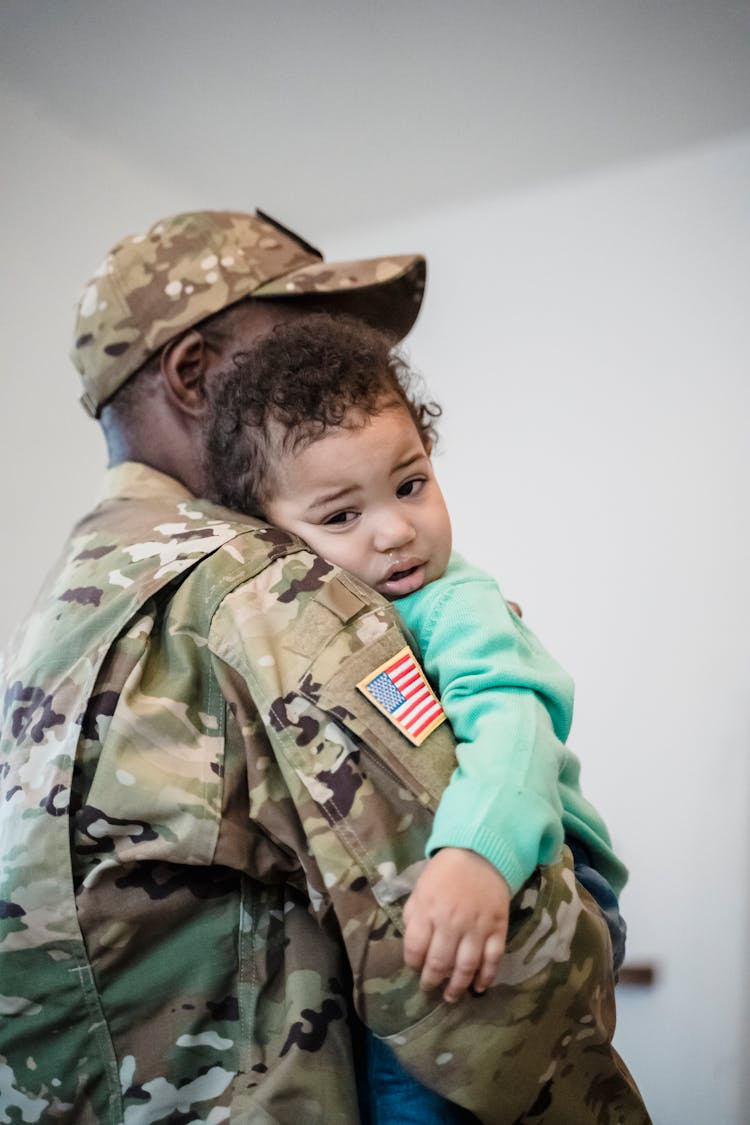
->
<box><xmin>204</xmin><ymin>313</ymin><xmax>627</xmax><ymax>1120</ymax></box>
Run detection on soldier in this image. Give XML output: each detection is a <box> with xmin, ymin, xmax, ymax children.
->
<box><xmin>0</xmin><ymin>209</ymin><xmax>651</xmax><ymax>1124</ymax></box>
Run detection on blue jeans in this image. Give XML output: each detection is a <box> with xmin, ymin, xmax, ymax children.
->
<box><xmin>364</xmin><ymin>839</ymin><xmax>627</xmax><ymax>1123</ymax></box>
<box><xmin>366</xmin><ymin>1031</ymin><xmax>480</xmax><ymax>1124</ymax></box>
<box><xmin>567</xmin><ymin>837</ymin><xmax>627</xmax><ymax>975</ymax></box>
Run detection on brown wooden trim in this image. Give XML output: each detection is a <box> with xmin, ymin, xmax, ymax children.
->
<box><xmin>617</xmin><ymin>963</ymin><xmax>657</xmax><ymax>987</ymax></box>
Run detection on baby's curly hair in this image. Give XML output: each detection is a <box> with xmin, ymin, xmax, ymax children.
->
<box><xmin>203</xmin><ymin>313</ymin><xmax>441</xmax><ymax>518</ymax></box>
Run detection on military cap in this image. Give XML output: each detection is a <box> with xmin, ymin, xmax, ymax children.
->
<box><xmin>72</xmin><ymin>209</ymin><xmax>426</xmax><ymax>417</ymax></box>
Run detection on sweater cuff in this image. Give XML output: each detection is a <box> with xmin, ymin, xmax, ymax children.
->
<box><xmin>425</xmin><ymin>821</ymin><xmax>534</xmax><ymax>895</ymax></box>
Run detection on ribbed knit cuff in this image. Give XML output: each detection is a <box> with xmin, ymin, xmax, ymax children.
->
<box><xmin>425</xmin><ymin>821</ymin><xmax>532</xmax><ymax>895</ymax></box>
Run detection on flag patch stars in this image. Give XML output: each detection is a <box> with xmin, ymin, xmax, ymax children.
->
<box><xmin>357</xmin><ymin>646</ymin><xmax>445</xmax><ymax>746</ymax></box>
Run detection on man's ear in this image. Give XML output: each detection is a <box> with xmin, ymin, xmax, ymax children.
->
<box><xmin>160</xmin><ymin>330</ymin><xmax>209</xmax><ymax>416</ymax></box>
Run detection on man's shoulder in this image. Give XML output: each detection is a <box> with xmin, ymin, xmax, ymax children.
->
<box><xmin>84</xmin><ymin>461</ymin><xmax>302</xmax><ymax>560</ymax></box>
<box><xmin>75</xmin><ymin>485</ymin><xmax>307</xmax><ymax>589</ymax></box>
<box><xmin>3</xmin><ymin>485</ymin><xmax>311</xmax><ymax>665</ymax></box>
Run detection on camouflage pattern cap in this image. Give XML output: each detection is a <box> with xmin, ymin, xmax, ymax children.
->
<box><xmin>72</xmin><ymin>209</ymin><xmax>427</xmax><ymax>417</ymax></box>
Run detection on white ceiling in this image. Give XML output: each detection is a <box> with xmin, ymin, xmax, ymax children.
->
<box><xmin>2</xmin><ymin>0</ymin><xmax>749</xmax><ymax>233</ymax></box>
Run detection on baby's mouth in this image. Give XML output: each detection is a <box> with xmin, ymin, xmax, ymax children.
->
<box><xmin>390</xmin><ymin>565</ymin><xmax>418</xmax><ymax>581</ymax></box>
<box><xmin>377</xmin><ymin>560</ymin><xmax>426</xmax><ymax>599</ymax></box>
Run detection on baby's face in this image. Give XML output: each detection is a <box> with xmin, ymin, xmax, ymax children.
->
<box><xmin>264</xmin><ymin>403</ymin><xmax>452</xmax><ymax>599</ymax></box>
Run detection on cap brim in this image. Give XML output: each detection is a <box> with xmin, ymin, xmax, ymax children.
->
<box><xmin>253</xmin><ymin>254</ymin><xmax>426</xmax><ymax>341</ymax></box>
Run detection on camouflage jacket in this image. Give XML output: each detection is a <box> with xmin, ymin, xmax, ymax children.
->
<box><xmin>0</xmin><ymin>463</ymin><xmax>650</xmax><ymax>1124</ymax></box>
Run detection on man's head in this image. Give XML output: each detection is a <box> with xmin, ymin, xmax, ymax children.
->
<box><xmin>203</xmin><ymin>314</ymin><xmax>451</xmax><ymax>599</ymax></box>
<box><xmin>72</xmin><ymin>209</ymin><xmax>426</xmax><ymax>417</ymax></box>
<box><xmin>72</xmin><ymin>209</ymin><xmax>426</xmax><ymax>493</ymax></box>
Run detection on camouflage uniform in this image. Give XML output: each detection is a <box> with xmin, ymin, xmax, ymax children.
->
<box><xmin>0</xmin><ymin>462</ymin><xmax>651</xmax><ymax>1124</ymax></box>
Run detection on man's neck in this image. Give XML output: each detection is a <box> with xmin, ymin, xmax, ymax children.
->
<box><xmin>104</xmin><ymin>432</ymin><xmax>206</xmax><ymax>497</ymax></box>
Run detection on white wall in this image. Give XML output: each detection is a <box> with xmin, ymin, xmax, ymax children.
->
<box><xmin>2</xmin><ymin>4</ymin><xmax>749</xmax><ymax>1122</ymax></box>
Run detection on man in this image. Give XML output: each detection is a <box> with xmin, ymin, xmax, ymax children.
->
<box><xmin>0</xmin><ymin>210</ymin><xmax>650</xmax><ymax>1124</ymax></box>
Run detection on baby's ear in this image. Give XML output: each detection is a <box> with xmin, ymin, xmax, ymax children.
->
<box><xmin>423</xmin><ymin>436</ymin><xmax>433</xmax><ymax>456</ymax></box>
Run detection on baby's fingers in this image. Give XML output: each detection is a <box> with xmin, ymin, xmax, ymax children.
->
<box><xmin>442</xmin><ymin>933</ymin><xmax>483</xmax><ymax>1003</ymax></box>
<box><xmin>472</xmin><ymin>931</ymin><xmax>506</xmax><ymax>994</ymax></box>
<box><xmin>418</xmin><ymin>929</ymin><xmax>459</xmax><ymax>993</ymax></box>
<box><xmin>402</xmin><ymin>908</ymin><xmax>433</xmax><ymax>973</ymax></box>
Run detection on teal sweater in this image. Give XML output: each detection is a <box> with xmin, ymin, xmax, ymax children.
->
<box><xmin>396</xmin><ymin>553</ymin><xmax>627</xmax><ymax>896</ymax></box>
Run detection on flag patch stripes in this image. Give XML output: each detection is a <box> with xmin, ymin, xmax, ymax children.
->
<box><xmin>356</xmin><ymin>645</ymin><xmax>445</xmax><ymax>746</ymax></box>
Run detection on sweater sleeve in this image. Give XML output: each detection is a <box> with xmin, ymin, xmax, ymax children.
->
<box><xmin>396</xmin><ymin>554</ymin><xmax>574</xmax><ymax>893</ymax></box>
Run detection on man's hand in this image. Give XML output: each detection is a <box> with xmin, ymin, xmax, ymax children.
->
<box><xmin>402</xmin><ymin>847</ymin><xmax>511</xmax><ymax>1003</ymax></box>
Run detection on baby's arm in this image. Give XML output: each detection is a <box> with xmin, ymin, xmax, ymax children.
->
<box><xmin>396</xmin><ymin>555</ymin><xmax>574</xmax><ymax>1000</ymax></box>
<box><xmin>402</xmin><ymin>846</ymin><xmax>510</xmax><ymax>1002</ymax></box>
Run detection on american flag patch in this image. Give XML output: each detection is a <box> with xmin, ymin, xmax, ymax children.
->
<box><xmin>356</xmin><ymin>646</ymin><xmax>446</xmax><ymax>746</ymax></box>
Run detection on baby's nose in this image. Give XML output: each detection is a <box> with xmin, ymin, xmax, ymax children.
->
<box><xmin>375</xmin><ymin>512</ymin><xmax>416</xmax><ymax>552</ymax></box>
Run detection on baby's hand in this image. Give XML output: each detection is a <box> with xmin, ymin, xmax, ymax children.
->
<box><xmin>402</xmin><ymin>847</ymin><xmax>510</xmax><ymax>1003</ymax></box>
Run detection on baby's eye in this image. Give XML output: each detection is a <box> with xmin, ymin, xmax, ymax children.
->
<box><xmin>323</xmin><ymin>510</ymin><xmax>358</xmax><ymax>526</ymax></box>
<box><xmin>396</xmin><ymin>477</ymin><xmax>425</xmax><ymax>499</ymax></box>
